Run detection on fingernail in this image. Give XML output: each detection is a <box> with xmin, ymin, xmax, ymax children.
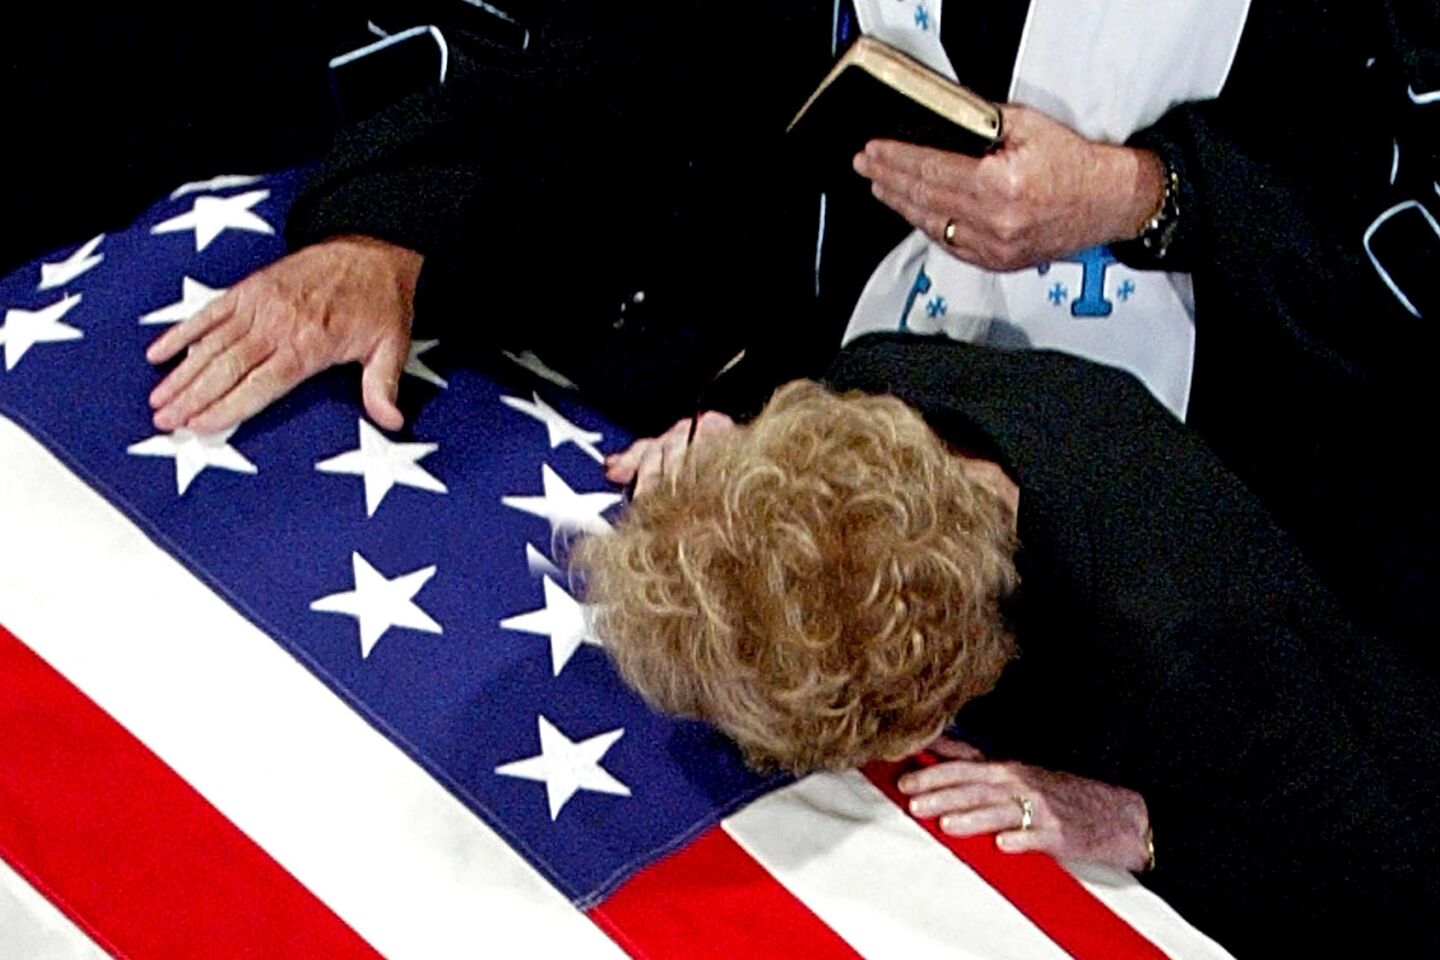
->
<box><xmin>897</xmin><ymin>775</ymin><xmax>915</xmax><ymax>793</ymax></box>
<box><xmin>995</xmin><ymin>834</ymin><xmax>1014</xmax><ymax>851</ymax></box>
<box><xmin>939</xmin><ymin>815</ymin><xmax>958</xmax><ymax>833</ymax></box>
<box><xmin>909</xmin><ymin>798</ymin><xmax>933</xmax><ymax>817</ymax></box>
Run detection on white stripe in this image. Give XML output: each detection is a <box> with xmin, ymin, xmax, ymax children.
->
<box><xmin>1066</xmin><ymin>861</ymin><xmax>1235</xmax><ymax>960</ymax></box>
<box><xmin>724</xmin><ymin>771</ymin><xmax>1075</xmax><ymax>960</ymax></box>
<box><xmin>0</xmin><ymin>415</ymin><xmax>624</xmax><ymax>960</ymax></box>
<box><xmin>0</xmin><ymin>857</ymin><xmax>108</xmax><ymax>960</ymax></box>
<box><xmin>726</xmin><ymin>771</ymin><xmax>1235</xmax><ymax>960</ymax></box>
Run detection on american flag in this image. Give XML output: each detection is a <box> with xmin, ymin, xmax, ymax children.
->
<box><xmin>0</xmin><ymin>170</ymin><xmax>1234</xmax><ymax>959</ymax></box>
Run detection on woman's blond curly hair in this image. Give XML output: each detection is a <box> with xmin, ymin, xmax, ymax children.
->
<box><xmin>573</xmin><ymin>381</ymin><xmax>1019</xmax><ymax>773</ymax></box>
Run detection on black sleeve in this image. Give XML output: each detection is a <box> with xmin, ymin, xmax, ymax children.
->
<box><xmin>1113</xmin><ymin>0</ymin><xmax>1438</xmax><ymax>275</ymax></box>
<box><xmin>1119</xmin><ymin>610</ymin><xmax>1440</xmax><ymax>957</ymax></box>
<box><xmin>1108</xmin><ymin>0</ymin><xmax>1440</xmax><ymax>660</ymax></box>
<box><xmin>284</xmin><ymin>4</ymin><xmax>836</xmax><ymax>433</ymax></box>
<box><xmin>284</xmin><ymin>15</ymin><xmax>689</xmax><ymax>289</ymax></box>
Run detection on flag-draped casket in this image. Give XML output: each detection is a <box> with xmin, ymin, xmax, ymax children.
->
<box><xmin>0</xmin><ymin>171</ymin><xmax>1233</xmax><ymax>960</ymax></box>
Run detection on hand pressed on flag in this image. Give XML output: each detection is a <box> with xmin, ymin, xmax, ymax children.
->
<box><xmin>900</xmin><ymin>737</ymin><xmax>1154</xmax><ymax>872</ymax></box>
<box><xmin>146</xmin><ymin>234</ymin><xmax>423</xmax><ymax>434</ymax></box>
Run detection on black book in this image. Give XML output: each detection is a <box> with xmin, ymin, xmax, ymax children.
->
<box><xmin>788</xmin><ymin>36</ymin><xmax>1002</xmax><ymax>165</ymax></box>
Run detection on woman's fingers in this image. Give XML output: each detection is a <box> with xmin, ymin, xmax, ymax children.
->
<box><xmin>632</xmin><ymin>441</ymin><xmax>667</xmax><ymax>497</ymax></box>
<box><xmin>926</xmin><ymin>736</ymin><xmax>987</xmax><ymax>760</ymax></box>
<box><xmin>605</xmin><ymin>439</ymin><xmax>653</xmax><ymax>485</ymax></box>
<box><xmin>692</xmin><ymin>410</ymin><xmax>736</xmax><ymax>439</ymax></box>
<box><xmin>638</xmin><ymin>424</ymin><xmax>693</xmax><ymax>497</ymax></box>
<box><xmin>608</xmin><ymin>414</ymin><xmax>737</xmax><ymax>497</ymax></box>
<box><xmin>898</xmin><ymin>756</ymin><xmax>1152</xmax><ymax>870</ymax></box>
<box><xmin>937</xmin><ymin>803</ymin><xmax>1021</xmax><ymax>838</ymax></box>
<box><xmin>898</xmin><ymin>758</ymin><xmax>1015</xmax><ymax>795</ymax></box>
<box><xmin>606</xmin><ymin>420</ymin><xmax>686</xmax><ymax>485</ymax></box>
<box><xmin>906</xmin><ymin>782</ymin><xmax>1009</xmax><ymax>819</ymax></box>
<box><xmin>993</xmin><ymin>825</ymin><xmax>1059</xmax><ymax>854</ymax></box>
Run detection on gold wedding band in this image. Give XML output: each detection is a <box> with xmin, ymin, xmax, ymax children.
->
<box><xmin>1014</xmin><ymin>795</ymin><xmax>1034</xmax><ymax>831</ymax></box>
<box><xmin>943</xmin><ymin>219</ymin><xmax>959</xmax><ymax>246</ymax></box>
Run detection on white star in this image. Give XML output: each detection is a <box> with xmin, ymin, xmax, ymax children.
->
<box><xmin>502</xmin><ymin>463</ymin><xmax>621</xmax><ymax>537</ymax></box>
<box><xmin>315</xmin><ymin>419</ymin><xmax>448</xmax><ymax>517</ymax></box>
<box><xmin>126</xmin><ymin>425</ymin><xmax>257</xmax><ymax>495</ymax></box>
<box><xmin>500</xmin><ymin>391</ymin><xmax>604</xmax><ymax>463</ymax></box>
<box><xmin>404</xmin><ymin>339</ymin><xmax>449</xmax><ymax>389</ymax></box>
<box><xmin>37</xmin><ymin>234</ymin><xmax>104</xmax><ymax>290</ymax></box>
<box><xmin>525</xmin><ymin>543</ymin><xmax>562</xmax><ymax>579</ymax></box>
<box><xmin>500</xmin><ymin>575</ymin><xmax>600</xmax><ymax>676</ymax></box>
<box><xmin>151</xmin><ymin>190</ymin><xmax>275</xmax><ymax>251</ymax></box>
<box><xmin>0</xmin><ymin>293</ymin><xmax>84</xmax><ymax>371</ymax></box>
<box><xmin>170</xmin><ymin>173</ymin><xmax>263</xmax><ymax>199</ymax></box>
<box><xmin>310</xmin><ymin>552</ymin><xmax>442</xmax><ymax>659</ymax></box>
<box><xmin>139</xmin><ymin>276</ymin><xmax>227</xmax><ymax>326</ymax></box>
<box><xmin>494</xmin><ymin>715</ymin><xmax>630</xmax><ymax>820</ymax></box>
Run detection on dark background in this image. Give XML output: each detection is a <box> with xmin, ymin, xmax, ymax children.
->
<box><xmin>0</xmin><ymin>4</ymin><xmax>358</xmax><ymax>274</ymax></box>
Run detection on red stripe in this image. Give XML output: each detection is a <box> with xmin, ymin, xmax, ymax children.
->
<box><xmin>864</xmin><ymin>759</ymin><xmax>1170</xmax><ymax>960</ymax></box>
<box><xmin>0</xmin><ymin>623</ymin><xmax>384</xmax><ymax>960</ymax></box>
<box><xmin>590</xmin><ymin>826</ymin><xmax>863</xmax><ymax>960</ymax></box>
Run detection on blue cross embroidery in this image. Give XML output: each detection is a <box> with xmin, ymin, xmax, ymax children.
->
<box><xmin>899</xmin><ymin>267</ymin><xmax>933</xmax><ymax>331</ymax></box>
<box><xmin>1117</xmin><ymin>279</ymin><xmax>1137</xmax><ymax>302</ymax></box>
<box><xmin>1047</xmin><ymin>282</ymin><xmax>1068</xmax><ymax>306</ymax></box>
<box><xmin>925</xmin><ymin>295</ymin><xmax>947</xmax><ymax>318</ymax></box>
<box><xmin>914</xmin><ymin>4</ymin><xmax>931</xmax><ymax>31</ymax></box>
<box><xmin>1055</xmin><ymin>246</ymin><xmax>1118</xmax><ymax>317</ymax></box>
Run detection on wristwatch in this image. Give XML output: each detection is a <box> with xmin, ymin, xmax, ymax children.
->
<box><xmin>1133</xmin><ymin>158</ymin><xmax>1181</xmax><ymax>261</ymax></box>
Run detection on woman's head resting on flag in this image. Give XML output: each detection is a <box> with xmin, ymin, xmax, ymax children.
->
<box><xmin>574</xmin><ymin>381</ymin><xmax>1019</xmax><ymax>773</ymax></box>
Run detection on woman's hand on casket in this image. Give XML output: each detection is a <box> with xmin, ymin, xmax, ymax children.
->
<box><xmin>605</xmin><ymin>411</ymin><xmax>737</xmax><ymax>498</ymax></box>
<box><xmin>851</xmin><ymin>104</ymin><xmax>1165</xmax><ymax>271</ymax></box>
<box><xmin>898</xmin><ymin>735</ymin><xmax>1153</xmax><ymax>872</ymax></box>
<box><xmin>146</xmin><ymin>235</ymin><xmax>423</xmax><ymax>433</ymax></box>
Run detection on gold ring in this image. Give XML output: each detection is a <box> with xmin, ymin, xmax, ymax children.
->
<box><xmin>943</xmin><ymin>219</ymin><xmax>958</xmax><ymax>245</ymax></box>
<box><xmin>1015</xmin><ymin>795</ymin><xmax>1034</xmax><ymax>831</ymax></box>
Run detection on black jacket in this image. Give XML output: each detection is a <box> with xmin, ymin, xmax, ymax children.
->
<box><xmin>827</xmin><ymin>333</ymin><xmax>1440</xmax><ymax>959</ymax></box>
<box><xmin>1116</xmin><ymin>0</ymin><xmax>1440</xmax><ymax>661</ymax></box>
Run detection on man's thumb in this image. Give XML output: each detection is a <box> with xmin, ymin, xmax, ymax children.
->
<box><xmin>362</xmin><ymin>335</ymin><xmax>407</xmax><ymax>431</ymax></box>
